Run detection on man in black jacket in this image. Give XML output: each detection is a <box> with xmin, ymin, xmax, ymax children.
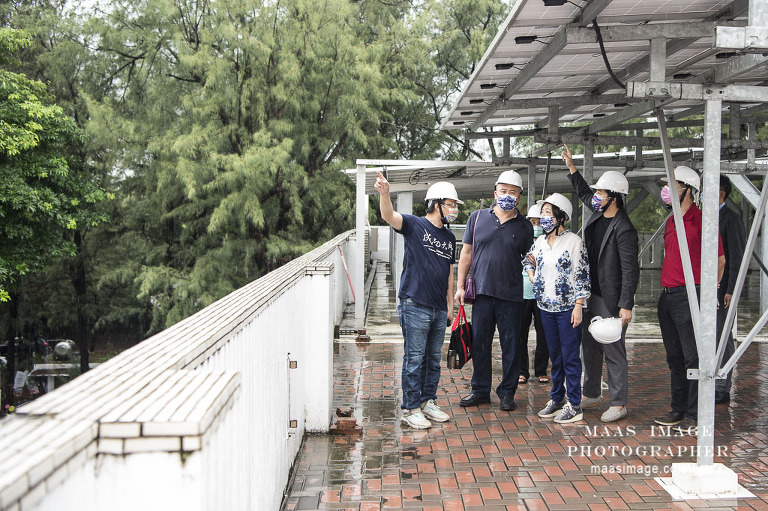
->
<box><xmin>716</xmin><ymin>176</ymin><xmax>746</xmax><ymax>404</ymax></box>
<box><xmin>563</xmin><ymin>145</ymin><xmax>640</xmax><ymax>422</ymax></box>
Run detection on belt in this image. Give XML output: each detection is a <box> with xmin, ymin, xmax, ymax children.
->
<box><xmin>662</xmin><ymin>285</ymin><xmax>699</xmax><ymax>294</ymax></box>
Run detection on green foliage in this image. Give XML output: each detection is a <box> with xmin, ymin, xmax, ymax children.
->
<box><xmin>2</xmin><ymin>0</ymin><xmax>511</xmax><ymax>346</ymax></box>
<box><xmin>0</xmin><ymin>28</ymin><xmax>108</xmax><ymax>303</ymax></box>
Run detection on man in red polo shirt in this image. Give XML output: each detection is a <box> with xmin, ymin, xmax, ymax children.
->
<box><xmin>654</xmin><ymin>166</ymin><xmax>725</xmax><ymax>432</ymax></box>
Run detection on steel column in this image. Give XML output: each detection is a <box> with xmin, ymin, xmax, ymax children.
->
<box><xmin>355</xmin><ymin>164</ymin><xmax>367</xmax><ymax>330</ymax></box>
<box><xmin>696</xmin><ymin>99</ymin><xmax>722</xmax><ymax>465</ymax></box>
<box><xmin>655</xmin><ymin>109</ymin><xmax>701</xmax><ymax>340</ymax></box>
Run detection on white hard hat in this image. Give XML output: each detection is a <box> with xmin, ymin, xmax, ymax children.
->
<box><xmin>526</xmin><ymin>200</ymin><xmax>544</xmax><ymax>219</ymax></box>
<box><xmin>495</xmin><ymin>170</ymin><xmax>523</xmax><ymax>190</ymax></box>
<box><xmin>591</xmin><ymin>171</ymin><xmax>629</xmax><ymax>195</ymax></box>
<box><xmin>662</xmin><ymin>166</ymin><xmax>700</xmax><ymax>191</ymax></box>
<box><xmin>543</xmin><ymin>193</ymin><xmax>573</xmax><ymax>221</ymax></box>
<box><xmin>425</xmin><ymin>182</ymin><xmax>463</xmax><ymax>204</ymax></box>
<box><xmin>588</xmin><ymin>316</ymin><xmax>623</xmax><ymax>344</ymax></box>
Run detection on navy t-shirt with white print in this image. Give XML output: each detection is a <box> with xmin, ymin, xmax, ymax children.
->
<box><xmin>396</xmin><ymin>214</ymin><xmax>455</xmax><ymax>311</ymax></box>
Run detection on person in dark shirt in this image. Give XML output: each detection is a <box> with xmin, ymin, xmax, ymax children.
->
<box><xmin>375</xmin><ymin>172</ymin><xmax>461</xmax><ymax>429</ymax></box>
<box><xmin>563</xmin><ymin>145</ymin><xmax>639</xmax><ymax>423</ymax></box>
<box><xmin>716</xmin><ymin>176</ymin><xmax>747</xmax><ymax>404</ymax></box>
<box><xmin>455</xmin><ymin>170</ymin><xmax>534</xmax><ymax>412</ymax></box>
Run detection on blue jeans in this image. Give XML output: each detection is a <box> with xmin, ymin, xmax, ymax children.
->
<box><xmin>469</xmin><ymin>295</ymin><xmax>522</xmax><ymax>398</ymax></box>
<box><xmin>541</xmin><ymin>309</ymin><xmax>582</xmax><ymax>406</ymax></box>
<box><xmin>397</xmin><ymin>298</ymin><xmax>448</xmax><ymax>410</ymax></box>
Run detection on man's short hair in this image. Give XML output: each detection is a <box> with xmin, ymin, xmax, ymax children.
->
<box><xmin>720</xmin><ymin>176</ymin><xmax>732</xmax><ymax>200</ymax></box>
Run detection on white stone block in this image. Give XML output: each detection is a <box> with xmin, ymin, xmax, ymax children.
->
<box><xmin>19</xmin><ymin>482</ymin><xmax>46</xmax><ymax>511</ymax></box>
<box><xmin>671</xmin><ymin>462</ymin><xmax>739</xmax><ymax>494</ymax></box>
<box><xmin>123</xmin><ymin>437</ymin><xmax>181</xmax><ymax>454</ymax></box>
<box><xmin>44</xmin><ymin>463</ymin><xmax>69</xmax><ymax>494</ymax></box>
<box><xmin>99</xmin><ymin>422</ymin><xmax>141</xmax><ymax>438</ymax></box>
<box><xmin>97</xmin><ymin>438</ymin><xmax>124</xmax><ymax>455</ymax></box>
<box><xmin>182</xmin><ymin>436</ymin><xmax>202</xmax><ymax>451</ymax></box>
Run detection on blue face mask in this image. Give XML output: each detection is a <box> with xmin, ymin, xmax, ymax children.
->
<box><xmin>540</xmin><ymin>215</ymin><xmax>558</xmax><ymax>234</ymax></box>
<box><xmin>533</xmin><ymin>225</ymin><xmax>543</xmax><ymax>237</ymax></box>
<box><xmin>496</xmin><ymin>194</ymin><xmax>518</xmax><ymax>211</ymax></box>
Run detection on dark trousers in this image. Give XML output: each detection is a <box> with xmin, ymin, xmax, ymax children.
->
<box><xmin>541</xmin><ymin>309</ymin><xmax>583</xmax><ymax>406</ymax></box>
<box><xmin>582</xmin><ymin>294</ymin><xmax>629</xmax><ymax>406</ymax></box>
<box><xmin>517</xmin><ymin>299</ymin><xmax>549</xmax><ymax>379</ymax></box>
<box><xmin>715</xmin><ymin>306</ymin><xmax>735</xmax><ymax>395</ymax></box>
<box><xmin>470</xmin><ymin>295</ymin><xmax>522</xmax><ymax>399</ymax></box>
<box><xmin>658</xmin><ymin>290</ymin><xmax>698</xmax><ymax>420</ymax></box>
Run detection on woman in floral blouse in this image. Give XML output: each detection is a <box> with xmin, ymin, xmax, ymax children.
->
<box><xmin>524</xmin><ymin>193</ymin><xmax>590</xmax><ymax>424</ymax></box>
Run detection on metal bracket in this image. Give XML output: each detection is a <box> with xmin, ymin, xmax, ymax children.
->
<box><xmin>715</xmin><ymin>26</ymin><xmax>768</xmax><ymax>50</ymax></box>
<box><xmin>687</xmin><ymin>369</ymin><xmax>700</xmax><ymax>380</ymax></box>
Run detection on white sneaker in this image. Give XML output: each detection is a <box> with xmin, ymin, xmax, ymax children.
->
<box><xmin>581</xmin><ymin>395</ymin><xmax>602</xmax><ymax>409</ymax></box>
<box><xmin>421</xmin><ymin>400</ymin><xmax>450</xmax><ymax>422</ymax></box>
<box><xmin>402</xmin><ymin>409</ymin><xmax>432</xmax><ymax>429</ymax></box>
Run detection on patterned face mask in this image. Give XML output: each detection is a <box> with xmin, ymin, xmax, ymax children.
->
<box><xmin>533</xmin><ymin>225</ymin><xmax>544</xmax><ymax>237</ymax></box>
<box><xmin>591</xmin><ymin>193</ymin><xmax>604</xmax><ymax>211</ymax></box>
<box><xmin>496</xmin><ymin>194</ymin><xmax>518</xmax><ymax>211</ymax></box>
<box><xmin>442</xmin><ymin>205</ymin><xmax>459</xmax><ymax>223</ymax></box>
<box><xmin>540</xmin><ymin>215</ymin><xmax>558</xmax><ymax>234</ymax></box>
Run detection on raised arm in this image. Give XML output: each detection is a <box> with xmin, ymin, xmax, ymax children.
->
<box><xmin>562</xmin><ymin>144</ymin><xmax>594</xmax><ymax>207</ymax></box>
<box><xmin>374</xmin><ymin>171</ymin><xmax>403</xmax><ymax>231</ymax></box>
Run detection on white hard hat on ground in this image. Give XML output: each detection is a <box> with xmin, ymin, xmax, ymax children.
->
<box><xmin>661</xmin><ymin>166</ymin><xmax>700</xmax><ymax>191</ymax></box>
<box><xmin>591</xmin><ymin>171</ymin><xmax>629</xmax><ymax>195</ymax></box>
<box><xmin>543</xmin><ymin>193</ymin><xmax>573</xmax><ymax>221</ymax></box>
<box><xmin>526</xmin><ymin>200</ymin><xmax>544</xmax><ymax>219</ymax></box>
<box><xmin>588</xmin><ymin>316</ymin><xmax>622</xmax><ymax>344</ymax></box>
<box><xmin>495</xmin><ymin>170</ymin><xmax>523</xmax><ymax>190</ymax></box>
<box><xmin>425</xmin><ymin>182</ymin><xmax>463</xmax><ymax>204</ymax></box>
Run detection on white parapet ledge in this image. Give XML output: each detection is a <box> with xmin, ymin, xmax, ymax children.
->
<box><xmin>97</xmin><ymin>369</ymin><xmax>241</xmax><ymax>454</ymax></box>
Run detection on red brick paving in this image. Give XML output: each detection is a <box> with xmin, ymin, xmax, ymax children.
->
<box><xmin>284</xmin><ymin>339</ymin><xmax>768</xmax><ymax>510</ymax></box>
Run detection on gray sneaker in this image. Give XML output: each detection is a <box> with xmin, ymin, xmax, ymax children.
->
<box><xmin>538</xmin><ymin>399</ymin><xmax>564</xmax><ymax>418</ymax></box>
<box><xmin>401</xmin><ymin>409</ymin><xmax>432</xmax><ymax>429</ymax></box>
<box><xmin>600</xmin><ymin>406</ymin><xmax>628</xmax><ymax>423</ymax></box>
<box><xmin>554</xmin><ymin>402</ymin><xmax>584</xmax><ymax>424</ymax></box>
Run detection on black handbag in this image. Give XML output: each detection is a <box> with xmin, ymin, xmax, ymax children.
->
<box><xmin>448</xmin><ymin>305</ymin><xmax>472</xmax><ymax>369</ymax></box>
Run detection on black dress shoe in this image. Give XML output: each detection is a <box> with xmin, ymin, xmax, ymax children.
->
<box><xmin>654</xmin><ymin>411</ymin><xmax>684</xmax><ymax>426</ymax></box>
<box><xmin>460</xmin><ymin>393</ymin><xmax>490</xmax><ymax>407</ymax></box>
<box><xmin>499</xmin><ymin>395</ymin><xmax>517</xmax><ymax>411</ymax></box>
<box><xmin>715</xmin><ymin>392</ymin><xmax>730</xmax><ymax>404</ymax></box>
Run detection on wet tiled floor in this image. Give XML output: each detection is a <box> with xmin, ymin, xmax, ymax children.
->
<box><xmin>284</xmin><ymin>263</ymin><xmax>768</xmax><ymax>510</ymax></box>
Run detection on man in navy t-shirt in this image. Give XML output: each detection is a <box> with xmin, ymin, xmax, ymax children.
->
<box><xmin>455</xmin><ymin>170</ymin><xmax>534</xmax><ymax>412</ymax></box>
<box><xmin>375</xmin><ymin>171</ymin><xmax>461</xmax><ymax>430</ymax></box>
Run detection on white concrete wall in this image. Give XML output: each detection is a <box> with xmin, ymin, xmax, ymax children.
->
<box><xmin>0</xmin><ymin>230</ymin><xmax>356</xmax><ymax>511</ymax></box>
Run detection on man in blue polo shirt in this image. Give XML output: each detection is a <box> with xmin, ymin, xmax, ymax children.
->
<box><xmin>455</xmin><ymin>170</ymin><xmax>534</xmax><ymax>411</ymax></box>
<box><xmin>375</xmin><ymin>171</ymin><xmax>461</xmax><ymax>429</ymax></box>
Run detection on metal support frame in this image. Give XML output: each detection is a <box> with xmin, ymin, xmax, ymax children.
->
<box><xmin>716</xmin><ymin>166</ymin><xmax>768</xmax><ymax>376</ymax></box>
<box><xmin>696</xmin><ymin>99</ymin><xmax>723</xmax><ymax>465</ymax></box>
<box><xmin>355</xmin><ymin>164</ymin><xmax>367</xmax><ymax>330</ymax></box>
<box><xmin>528</xmin><ymin>162</ymin><xmax>537</xmax><ymax>208</ymax></box>
<box><xmin>582</xmin><ymin>142</ymin><xmax>594</xmax><ymax>237</ymax></box>
<box><xmin>656</xmin><ymin>110</ymin><xmax>701</xmax><ymax>340</ymax></box>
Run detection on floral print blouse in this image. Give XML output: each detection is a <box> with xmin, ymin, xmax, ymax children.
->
<box><xmin>523</xmin><ymin>230</ymin><xmax>591</xmax><ymax>313</ymax></box>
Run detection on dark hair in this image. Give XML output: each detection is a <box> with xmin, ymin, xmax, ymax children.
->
<box><xmin>550</xmin><ymin>204</ymin><xmax>568</xmax><ymax>225</ymax></box>
<box><xmin>720</xmin><ymin>176</ymin><xmax>732</xmax><ymax>200</ymax></box>
<box><xmin>609</xmin><ymin>192</ymin><xmax>625</xmax><ymax>210</ymax></box>
<box><xmin>426</xmin><ymin>199</ymin><xmax>438</xmax><ymax>214</ymax></box>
